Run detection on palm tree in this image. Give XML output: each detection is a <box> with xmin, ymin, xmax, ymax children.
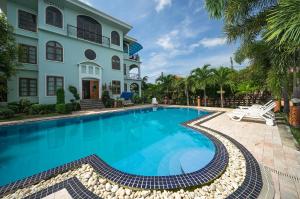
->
<box><xmin>156</xmin><ymin>74</ymin><xmax>176</xmax><ymax>99</ymax></box>
<box><xmin>265</xmin><ymin>0</ymin><xmax>300</xmax><ymax>46</ymax></box>
<box><xmin>205</xmin><ymin>0</ymin><xmax>277</xmax><ymax>43</ymax></box>
<box><xmin>204</xmin><ymin>0</ymin><xmax>297</xmax><ymax>111</ymax></box>
<box><xmin>264</xmin><ymin>0</ymin><xmax>300</xmax><ymax>98</ymax></box>
<box><xmin>191</xmin><ymin>64</ymin><xmax>213</xmax><ymax>106</ymax></box>
<box><xmin>212</xmin><ymin>67</ymin><xmax>233</xmax><ymax>108</ymax></box>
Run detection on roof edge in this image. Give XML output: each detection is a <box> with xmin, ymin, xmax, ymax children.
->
<box><xmin>124</xmin><ymin>35</ymin><xmax>137</xmax><ymax>43</ymax></box>
<box><xmin>67</xmin><ymin>0</ymin><xmax>133</xmax><ymax>32</ymax></box>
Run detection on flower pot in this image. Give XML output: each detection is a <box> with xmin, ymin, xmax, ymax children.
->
<box><xmin>289</xmin><ymin>106</ymin><xmax>300</xmax><ymax>128</ymax></box>
<box><xmin>274</xmin><ymin>100</ymin><xmax>281</xmax><ymax>112</ymax></box>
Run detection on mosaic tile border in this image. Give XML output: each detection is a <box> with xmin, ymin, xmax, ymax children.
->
<box><xmin>0</xmin><ymin>108</ymin><xmax>263</xmax><ymax>199</ymax></box>
<box><xmin>192</xmin><ymin>112</ymin><xmax>263</xmax><ymax>199</ymax></box>
<box><xmin>24</xmin><ymin>177</ymin><xmax>99</xmax><ymax>199</ymax></box>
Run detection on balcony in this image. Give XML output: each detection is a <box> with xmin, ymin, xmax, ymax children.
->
<box><xmin>125</xmin><ymin>73</ymin><xmax>141</xmax><ymax>80</ymax></box>
<box><xmin>67</xmin><ymin>25</ymin><xmax>110</xmax><ymax>47</ymax></box>
<box><xmin>128</xmin><ymin>54</ymin><xmax>140</xmax><ymax>62</ymax></box>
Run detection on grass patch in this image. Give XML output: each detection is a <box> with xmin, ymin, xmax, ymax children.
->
<box><xmin>278</xmin><ymin>112</ymin><xmax>300</xmax><ymax>146</ymax></box>
<box><xmin>291</xmin><ymin>126</ymin><xmax>300</xmax><ymax>146</ymax></box>
<box><xmin>0</xmin><ymin>113</ymin><xmax>61</xmax><ymax>122</ymax></box>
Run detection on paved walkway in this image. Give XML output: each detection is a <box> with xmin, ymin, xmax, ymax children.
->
<box><xmin>200</xmin><ymin>108</ymin><xmax>300</xmax><ymax>199</ymax></box>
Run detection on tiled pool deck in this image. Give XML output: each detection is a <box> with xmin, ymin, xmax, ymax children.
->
<box><xmin>196</xmin><ymin>106</ymin><xmax>300</xmax><ymax>199</ymax></box>
<box><xmin>0</xmin><ymin>105</ymin><xmax>299</xmax><ymax>198</ymax></box>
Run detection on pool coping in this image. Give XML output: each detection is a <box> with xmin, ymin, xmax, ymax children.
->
<box><xmin>0</xmin><ymin>105</ymin><xmax>155</xmax><ymax>127</ymax></box>
<box><xmin>0</xmin><ymin>107</ymin><xmax>263</xmax><ymax>198</ymax></box>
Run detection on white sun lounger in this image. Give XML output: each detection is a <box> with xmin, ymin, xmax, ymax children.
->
<box><xmin>233</xmin><ymin>100</ymin><xmax>275</xmax><ymax>117</ymax></box>
<box><xmin>237</xmin><ymin>100</ymin><xmax>274</xmax><ymax>110</ymax></box>
<box><xmin>152</xmin><ymin>98</ymin><xmax>158</xmax><ymax>106</ymax></box>
<box><xmin>227</xmin><ymin>102</ymin><xmax>276</xmax><ymax>126</ymax></box>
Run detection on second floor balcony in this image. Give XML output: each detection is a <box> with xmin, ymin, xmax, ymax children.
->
<box><xmin>125</xmin><ymin>73</ymin><xmax>141</xmax><ymax>80</ymax></box>
<box><xmin>129</xmin><ymin>54</ymin><xmax>140</xmax><ymax>62</ymax></box>
<box><xmin>67</xmin><ymin>25</ymin><xmax>110</xmax><ymax>47</ymax></box>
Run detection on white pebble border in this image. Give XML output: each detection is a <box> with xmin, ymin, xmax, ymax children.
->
<box><xmin>4</xmin><ymin>124</ymin><xmax>246</xmax><ymax>199</ymax></box>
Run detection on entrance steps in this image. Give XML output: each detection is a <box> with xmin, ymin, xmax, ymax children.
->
<box><xmin>80</xmin><ymin>99</ymin><xmax>105</xmax><ymax>110</ymax></box>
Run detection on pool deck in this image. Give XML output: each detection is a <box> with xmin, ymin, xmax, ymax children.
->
<box><xmin>1</xmin><ymin>104</ymin><xmax>299</xmax><ymax>198</ymax></box>
<box><xmin>195</xmin><ymin>106</ymin><xmax>300</xmax><ymax>199</ymax></box>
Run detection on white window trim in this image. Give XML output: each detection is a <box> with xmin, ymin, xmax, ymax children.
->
<box><xmin>44</xmin><ymin>5</ymin><xmax>64</xmax><ymax>30</ymax></box>
<box><xmin>17</xmin><ymin>8</ymin><xmax>38</xmax><ymax>33</ymax></box>
<box><xmin>45</xmin><ymin>40</ymin><xmax>64</xmax><ymax>63</ymax></box>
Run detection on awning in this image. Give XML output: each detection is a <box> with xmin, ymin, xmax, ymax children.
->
<box><xmin>129</xmin><ymin>42</ymin><xmax>143</xmax><ymax>56</ymax></box>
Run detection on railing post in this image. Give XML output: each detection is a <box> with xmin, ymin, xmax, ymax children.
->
<box><xmin>197</xmin><ymin>96</ymin><xmax>201</xmax><ymax>107</ymax></box>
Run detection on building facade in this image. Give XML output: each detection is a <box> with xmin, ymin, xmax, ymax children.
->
<box><xmin>0</xmin><ymin>0</ymin><xmax>143</xmax><ymax>104</ymax></box>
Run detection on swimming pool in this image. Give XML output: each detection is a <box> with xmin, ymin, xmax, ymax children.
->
<box><xmin>0</xmin><ymin>107</ymin><xmax>215</xmax><ymax>186</ymax></box>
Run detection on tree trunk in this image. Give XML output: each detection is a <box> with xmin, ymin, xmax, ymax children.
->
<box><xmin>282</xmin><ymin>84</ymin><xmax>289</xmax><ymax>114</ymax></box>
<box><xmin>186</xmin><ymin>89</ymin><xmax>189</xmax><ymax>106</ymax></box>
<box><xmin>204</xmin><ymin>88</ymin><xmax>207</xmax><ymax>107</ymax></box>
<box><xmin>220</xmin><ymin>86</ymin><xmax>224</xmax><ymax>108</ymax></box>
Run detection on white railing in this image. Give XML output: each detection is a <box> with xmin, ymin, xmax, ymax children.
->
<box><xmin>126</xmin><ymin>73</ymin><xmax>141</xmax><ymax>80</ymax></box>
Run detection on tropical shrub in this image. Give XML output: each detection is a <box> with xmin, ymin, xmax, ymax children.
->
<box><xmin>29</xmin><ymin>104</ymin><xmax>56</xmax><ymax>115</ymax></box>
<box><xmin>7</xmin><ymin>102</ymin><xmax>20</xmax><ymax>113</ymax></box>
<box><xmin>68</xmin><ymin>85</ymin><xmax>81</xmax><ymax>111</ymax></box>
<box><xmin>132</xmin><ymin>94</ymin><xmax>142</xmax><ymax>104</ymax></box>
<box><xmin>0</xmin><ymin>13</ymin><xmax>19</xmax><ymax>81</ymax></box>
<box><xmin>102</xmin><ymin>90</ymin><xmax>113</xmax><ymax>108</ymax></box>
<box><xmin>19</xmin><ymin>99</ymin><xmax>31</xmax><ymax>114</ymax></box>
<box><xmin>69</xmin><ymin>86</ymin><xmax>80</xmax><ymax>100</ymax></box>
<box><xmin>56</xmin><ymin>88</ymin><xmax>65</xmax><ymax>104</ymax></box>
<box><xmin>55</xmin><ymin>103</ymin><xmax>72</xmax><ymax>114</ymax></box>
<box><xmin>70</xmin><ymin>101</ymin><xmax>81</xmax><ymax>111</ymax></box>
<box><xmin>0</xmin><ymin>107</ymin><xmax>14</xmax><ymax>119</ymax></box>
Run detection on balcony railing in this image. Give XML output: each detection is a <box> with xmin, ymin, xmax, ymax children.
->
<box><xmin>125</xmin><ymin>73</ymin><xmax>141</xmax><ymax>80</ymax></box>
<box><xmin>129</xmin><ymin>54</ymin><xmax>140</xmax><ymax>62</ymax></box>
<box><xmin>67</xmin><ymin>24</ymin><xmax>110</xmax><ymax>47</ymax></box>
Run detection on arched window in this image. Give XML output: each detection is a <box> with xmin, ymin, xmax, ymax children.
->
<box><xmin>111</xmin><ymin>31</ymin><xmax>120</xmax><ymax>46</ymax></box>
<box><xmin>112</xmin><ymin>56</ymin><xmax>120</xmax><ymax>70</ymax></box>
<box><xmin>77</xmin><ymin>15</ymin><xmax>102</xmax><ymax>43</ymax></box>
<box><xmin>46</xmin><ymin>41</ymin><xmax>63</xmax><ymax>62</ymax></box>
<box><xmin>46</xmin><ymin>6</ymin><xmax>62</xmax><ymax>28</ymax></box>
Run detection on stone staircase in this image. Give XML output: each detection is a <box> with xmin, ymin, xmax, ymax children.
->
<box><xmin>80</xmin><ymin>99</ymin><xmax>105</xmax><ymax>110</ymax></box>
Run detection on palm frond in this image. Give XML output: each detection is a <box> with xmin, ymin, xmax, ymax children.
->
<box><xmin>265</xmin><ymin>0</ymin><xmax>300</xmax><ymax>46</ymax></box>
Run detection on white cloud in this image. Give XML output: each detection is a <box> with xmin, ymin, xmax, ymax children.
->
<box><xmin>154</xmin><ymin>0</ymin><xmax>172</xmax><ymax>12</ymax></box>
<box><xmin>199</xmin><ymin>37</ymin><xmax>227</xmax><ymax>48</ymax></box>
<box><xmin>156</xmin><ymin>30</ymin><xmax>178</xmax><ymax>50</ymax></box>
<box><xmin>78</xmin><ymin>0</ymin><xmax>92</xmax><ymax>6</ymax></box>
<box><xmin>155</xmin><ymin>17</ymin><xmax>209</xmax><ymax>56</ymax></box>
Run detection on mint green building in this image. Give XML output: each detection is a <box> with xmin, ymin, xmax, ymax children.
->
<box><xmin>0</xmin><ymin>0</ymin><xmax>143</xmax><ymax>104</ymax></box>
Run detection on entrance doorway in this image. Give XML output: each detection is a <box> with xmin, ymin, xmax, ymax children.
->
<box><xmin>82</xmin><ymin>80</ymin><xmax>99</xmax><ymax>99</ymax></box>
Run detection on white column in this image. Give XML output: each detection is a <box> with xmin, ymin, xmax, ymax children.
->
<box><xmin>138</xmin><ymin>66</ymin><xmax>141</xmax><ymax>79</ymax></box>
<box><xmin>139</xmin><ymin>82</ymin><xmax>142</xmax><ymax>97</ymax></box>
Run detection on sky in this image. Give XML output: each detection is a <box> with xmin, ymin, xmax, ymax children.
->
<box><xmin>79</xmin><ymin>0</ymin><xmax>242</xmax><ymax>82</ymax></box>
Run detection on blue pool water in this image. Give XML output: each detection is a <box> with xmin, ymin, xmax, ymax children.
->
<box><xmin>0</xmin><ymin>107</ymin><xmax>215</xmax><ymax>186</ymax></box>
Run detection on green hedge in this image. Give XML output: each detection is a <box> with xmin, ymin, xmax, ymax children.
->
<box><xmin>55</xmin><ymin>103</ymin><xmax>72</xmax><ymax>114</ymax></box>
<box><xmin>8</xmin><ymin>99</ymin><xmax>32</xmax><ymax>114</ymax></box>
<box><xmin>0</xmin><ymin>107</ymin><xmax>14</xmax><ymax>119</ymax></box>
<box><xmin>29</xmin><ymin>104</ymin><xmax>56</xmax><ymax>115</ymax></box>
<box><xmin>56</xmin><ymin>88</ymin><xmax>65</xmax><ymax>104</ymax></box>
